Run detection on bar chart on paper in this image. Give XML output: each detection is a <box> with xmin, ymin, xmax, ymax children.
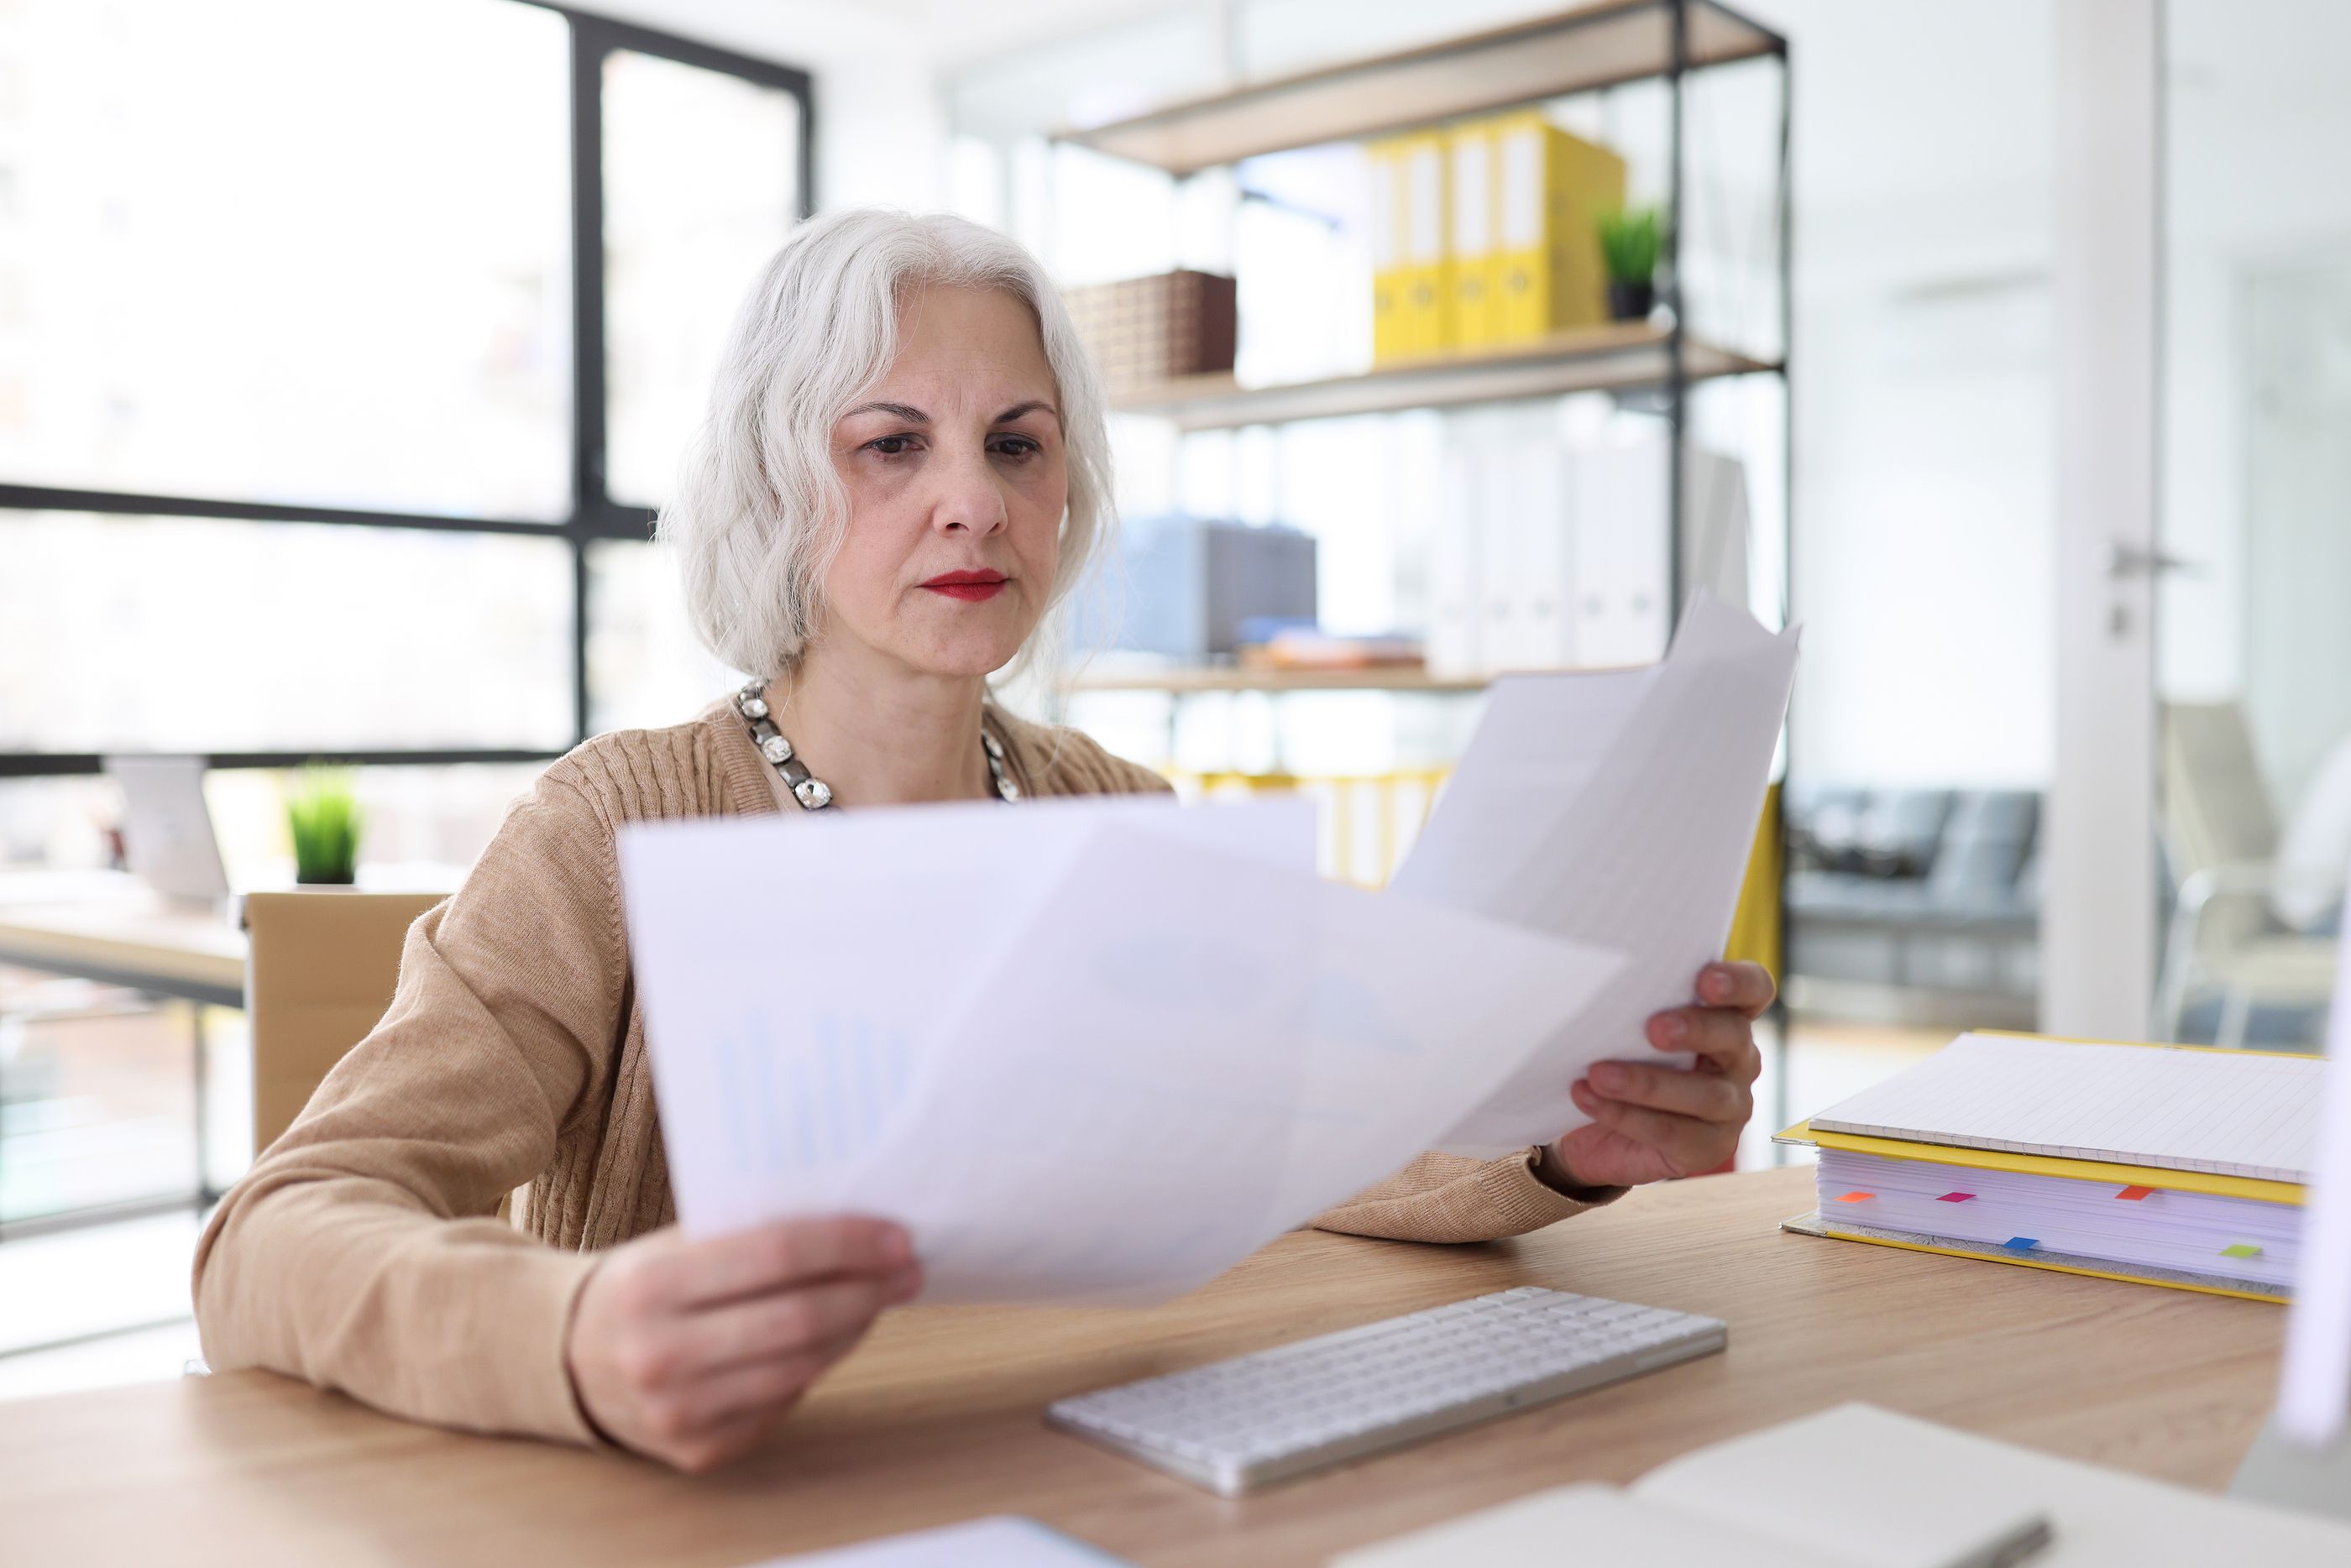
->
<box><xmin>708</xmin><ymin>1011</ymin><xmax>914</xmax><ymax>1175</ymax></box>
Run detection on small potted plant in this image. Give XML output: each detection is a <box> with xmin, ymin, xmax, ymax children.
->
<box><xmin>286</xmin><ymin>766</ymin><xmax>362</xmax><ymax>886</ymax></box>
<box><xmin>1596</xmin><ymin>206</ymin><xmax>1664</xmax><ymax>322</ymax></box>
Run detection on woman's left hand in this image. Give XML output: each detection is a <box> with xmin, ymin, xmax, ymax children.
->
<box><xmin>1540</xmin><ymin>960</ymin><xmax>1773</xmax><ymax>1191</ymax></box>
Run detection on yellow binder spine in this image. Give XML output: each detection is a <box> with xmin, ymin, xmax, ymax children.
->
<box><xmin>1490</xmin><ymin>111</ymin><xmax>1548</xmax><ymax>344</ymax></box>
<box><xmin>1396</xmin><ymin>130</ymin><xmax>1452</xmax><ymax>357</ymax></box>
<box><xmin>1446</xmin><ymin>119</ymin><xmax>1500</xmax><ymax>353</ymax></box>
<box><xmin>1365</xmin><ymin>136</ymin><xmax>1408</xmax><ymax>365</ymax></box>
<box><xmin>1489</xmin><ymin>111</ymin><xmax>1628</xmax><ymax>342</ymax></box>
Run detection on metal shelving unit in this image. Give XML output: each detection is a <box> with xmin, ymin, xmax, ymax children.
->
<box><xmin>1052</xmin><ymin>2</ymin><xmax>1793</xmax><ymax>1032</ymax></box>
<box><xmin>1055</xmin><ymin>0</ymin><xmax>1792</xmax><ymax>682</ymax></box>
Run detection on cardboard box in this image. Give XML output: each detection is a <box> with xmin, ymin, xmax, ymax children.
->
<box><xmin>243</xmin><ymin>889</ymin><xmax>446</xmax><ymax>1157</ymax></box>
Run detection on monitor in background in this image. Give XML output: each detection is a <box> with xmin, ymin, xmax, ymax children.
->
<box><xmin>103</xmin><ymin>755</ymin><xmax>229</xmax><ymax>905</ymax></box>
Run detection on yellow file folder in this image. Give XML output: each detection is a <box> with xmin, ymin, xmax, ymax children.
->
<box><xmin>1394</xmin><ymin>130</ymin><xmax>1451</xmax><ymax>358</ymax></box>
<box><xmin>1490</xmin><ymin>111</ymin><xmax>1626</xmax><ymax>342</ymax></box>
<box><xmin>1447</xmin><ymin>119</ymin><xmax>1500</xmax><ymax>352</ymax></box>
<box><xmin>1778</xmin><ymin>1032</ymin><xmax>2312</xmax><ymax>1305</ymax></box>
<box><xmin>1365</xmin><ymin>136</ymin><xmax>1408</xmax><ymax>364</ymax></box>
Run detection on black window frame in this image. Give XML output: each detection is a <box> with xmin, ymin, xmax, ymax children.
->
<box><xmin>0</xmin><ymin>1</ymin><xmax>815</xmax><ymax>779</ymax></box>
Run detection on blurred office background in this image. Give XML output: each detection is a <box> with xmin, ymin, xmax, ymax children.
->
<box><xmin>1</xmin><ymin>0</ymin><xmax>2345</xmax><ymax>1398</ymax></box>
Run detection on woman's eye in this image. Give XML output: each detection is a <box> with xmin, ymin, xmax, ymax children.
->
<box><xmin>991</xmin><ymin>436</ymin><xmax>1040</xmax><ymax>460</ymax></box>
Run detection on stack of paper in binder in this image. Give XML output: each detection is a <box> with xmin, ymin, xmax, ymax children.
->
<box><xmin>1366</xmin><ymin>113</ymin><xmax>1625</xmax><ymax>364</ymax></box>
<box><xmin>1781</xmin><ymin>1032</ymin><xmax>2318</xmax><ymax>1302</ymax></box>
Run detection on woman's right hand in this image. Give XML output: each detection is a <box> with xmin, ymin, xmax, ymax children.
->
<box><xmin>563</xmin><ymin>1215</ymin><xmax>922</xmax><ymax>1471</ymax></box>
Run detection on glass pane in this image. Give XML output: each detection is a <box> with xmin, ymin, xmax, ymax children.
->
<box><xmin>587</xmin><ymin>539</ymin><xmax>741</xmax><ymax>735</ymax></box>
<box><xmin>0</xmin><ymin>0</ymin><xmax>570</xmax><ymax>519</ymax></box>
<box><xmin>0</xmin><ymin>514</ymin><xmax>574</xmax><ymax>753</ymax></box>
<box><xmin>0</xmin><ymin>974</ymin><xmax>202</xmax><ymax>1224</ymax></box>
<box><xmin>603</xmin><ymin>49</ymin><xmax>802</xmax><ymax>509</ymax></box>
<box><xmin>2157</xmin><ymin>0</ymin><xmax>2348</xmax><ymax>1048</ymax></box>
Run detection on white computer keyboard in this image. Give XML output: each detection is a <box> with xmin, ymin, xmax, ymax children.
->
<box><xmin>1045</xmin><ymin>1286</ymin><xmax>1726</xmax><ymax>1495</ymax></box>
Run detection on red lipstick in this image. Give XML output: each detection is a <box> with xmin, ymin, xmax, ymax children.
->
<box><xmin>922</xmin><ymin>569</ymin><xmax>1008</xmax><ymax>603</ymax></box>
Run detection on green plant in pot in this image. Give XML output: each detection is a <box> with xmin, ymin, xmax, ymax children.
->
<box><xmin>286</xmin><ymin>766</ymin><xmax>362</xmax><ymax>886</ymax></box>
<box><xmin>1596</xmin><ymin>205</ymin><xmax>1664</xmax><ymax>322</ymax></box>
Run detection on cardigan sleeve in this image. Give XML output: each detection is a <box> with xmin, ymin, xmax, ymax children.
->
<box><xmin>1311</xmin><ymin>1149</ymin><xmax>1624</xmax><ymax>1244</ymax></box>
<box><xmin>191</xmin><ymin>771</ymin><xmax>626</xmax><ymax>1446</ymax></box>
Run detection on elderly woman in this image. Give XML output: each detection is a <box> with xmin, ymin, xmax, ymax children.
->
<box><xmin>193</xmin><ymin>210</ymin><xmax>1772</xmax><ymax>1472</ymax></box>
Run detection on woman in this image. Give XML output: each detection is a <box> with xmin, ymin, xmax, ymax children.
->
<box><xmin>193</xmin><ymin>210</ymin><xmax>1771</xmax><ymax>1472</ymax></box>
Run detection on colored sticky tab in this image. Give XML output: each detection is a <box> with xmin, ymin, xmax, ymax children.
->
<box><xmin>2005</xmin><ymin>1237</ymin><xmax>2039</xmax><ymax>1251</ymax></box>
<box><xmin>1835</xmin><ymin>1191</ymin><xmax>1872</xmax><ymax>1203</ymax></box>
<box><xmin>1936</xmin><ymin>1192</ymin><xmax>1975</xmax><ymax>1204</ymax></box>
<box><xmin>2222</xmin><ymin>1243</ymin><xmax>2263</xmax><ymax>1260</ymax></box>
<box><xmin>2117</xmin><ymin>1185</ymin><xmax>2156</xmax><ymax>1201</ymax></box>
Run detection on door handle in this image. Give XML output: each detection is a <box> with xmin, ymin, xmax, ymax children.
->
<box><xmin>2108</xmin><ymin>541</ymin><xmax>2203</xmax><ymax>579</ymax></box>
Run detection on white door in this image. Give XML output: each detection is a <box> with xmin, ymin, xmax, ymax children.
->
<box><xmin>2046</xmin><ymin>0</ymin><xmax>2160</xmax><ymax>1040</ymax></box>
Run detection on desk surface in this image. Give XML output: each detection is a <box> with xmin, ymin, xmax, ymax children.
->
<box><xmin>0</xmin><ymin>869</ymin><xmax>463</xmax><ymax>1009</ymax></box>
<box><xmin>0</xmin><ymin>884</ymin><xmax>246</xmax><ymax>1006</ymax></box>
<box><xmin>0</xmin><ymin>1166</ymin><xmax>2283</xmax><ymax>1567</ymax></box>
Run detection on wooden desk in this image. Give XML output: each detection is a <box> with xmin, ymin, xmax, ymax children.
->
<box><xmin>0</xmin><ymin>881</ymin><xmax>245</xmax><ymax>1009</ymax></box>
<box><xmin>0</xmin><ymin>1167</ymin><xmax>2283</xmax><ymax>1566</ymax></box>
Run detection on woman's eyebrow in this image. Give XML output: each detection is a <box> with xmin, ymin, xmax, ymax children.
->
<box><xmin>843</xmin><ymin>400</ymin><xmax>929</xmax><ymax>422</ymax></box>
<box><xmin>997</xmin><ymin>400</ymin><xmax>1060</xmax><ymax>424</ymax></box>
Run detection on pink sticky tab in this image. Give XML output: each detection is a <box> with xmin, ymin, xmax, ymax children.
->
<box><xmin>1835</xmin><ymin>1191</ymin><xmax>1872</xmax><ymax>1204</ymax></box>
<box><xmin>1937</xmin><ymin>1192</ymin><xmax>1975</xmax><ymax>1203</ymax></box>
<box><xmin>2117</xmin><ymin>1185</ymin><xmax>2156</xmax><ymax>1201</ymax></box>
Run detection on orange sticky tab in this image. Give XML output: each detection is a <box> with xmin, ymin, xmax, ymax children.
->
<box><xmin>2117</xmin><ymin>1185</ymin><xmax>2156</xmax><ymax>1201</ymax></box>
<box><xmin>1835</xmin><ymin>1191</ymin><xmax>1872</xmax><ymax>1203</ymax></box>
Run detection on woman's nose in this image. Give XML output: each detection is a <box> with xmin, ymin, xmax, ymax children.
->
<box><xmin>930</xmin><ymin>447</ymin><xmax>1008</xmax><ymax>536</ymax></box>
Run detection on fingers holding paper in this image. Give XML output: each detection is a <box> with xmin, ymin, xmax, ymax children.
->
<box><xmin>563</xmin><ymin>1215</ymin><xmax>924</xmax><ymax>1472</ymax></box>
<box><xmin>1544</xmin><ymin>961</ymin><xmax>1772</xmax><ymax>1189</ymax></box>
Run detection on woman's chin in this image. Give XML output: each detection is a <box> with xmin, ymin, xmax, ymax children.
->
<box><xmin>902</xmin><ymin>631</ymin><xmax>1032</xmax><ymax>680</ymax></box>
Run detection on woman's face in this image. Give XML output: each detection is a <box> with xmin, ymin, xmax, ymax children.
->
<box><xmin>819</xmin><ymin>284</ymin><xmax>1067</xmax><ymax>681</ymax></box>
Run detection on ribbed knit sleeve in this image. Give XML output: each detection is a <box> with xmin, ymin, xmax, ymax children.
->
<box><xmin>1311</xmin><ymin>1149</ymin><xmax>1624</xmax><ymax>1244</ymax></box>
<box><xmin>191</xmin><ymin>767</ymin><xmax>632</xmax><ymax>1445</ymax></box>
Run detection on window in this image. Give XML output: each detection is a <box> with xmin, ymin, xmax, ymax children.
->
<box><xmin>0</xmin><ymin>0</ymin><xmax>573</xmax><ymax>519</ymax></box>
<box><xmin>0</xmin><ymin>514</ymin><xmax>575</xmax><ymax>753</ymax></box>
<box><xmin>0</xmin><ymin>2</ymin><xmax>813</xmax><ymax>844</ymax></box>
<box><xmin>603</xmin><ymin>49</ymin><xmax>804</xmax><ymax>508</ymax></box>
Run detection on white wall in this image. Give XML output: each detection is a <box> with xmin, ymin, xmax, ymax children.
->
<box><xmin>1747</xmin><ymin>0</ymin><xmax>2057</xmax><ymax>788</ymax></box>
<box><xmin>816</xmin><ymin>58</ymin><xmax>947</xmax><ymax>210</ymax></box>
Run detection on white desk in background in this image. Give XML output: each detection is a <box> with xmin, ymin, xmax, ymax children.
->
<box><xmin>0</xmin><ymin>868</ymin><xmax>457</xmax><ymax>1231</ymax></box>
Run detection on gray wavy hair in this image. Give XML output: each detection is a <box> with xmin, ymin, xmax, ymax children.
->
<box><xmin>659</xmin><ymin>208</ymin><xmax>1113</xmax><ymax>679</ymax></box>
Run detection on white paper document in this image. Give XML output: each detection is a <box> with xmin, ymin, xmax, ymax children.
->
<box><xmin>756</xmin><ymin>1515</ymin><xmax>1129</xmax><ymax>1567</ymax></box>
<box><xmin>1337</xmin><ymin>1403</ymin><xmax>2351</xmax><ymax>1567</ymax></box>
<box><xmin>620</xmin><ymin>797</ymin><xmax>1624</xmax><ymax>1304</ymax></box>
<box><xmin>1393</xmin><ymin>591</ymin><xmax>1800</xmax><ymax>1151</ymax></box>
<box><xmin>1808</xmin><ymin>1031</ymin><xmax>2323</xmax><ymax>1182</ymax></box>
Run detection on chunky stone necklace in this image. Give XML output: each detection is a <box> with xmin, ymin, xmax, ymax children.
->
<box><xmin>731</xmin><ymin>680</ymin><xmax>1019</xmax><ymax>811</ymax></box>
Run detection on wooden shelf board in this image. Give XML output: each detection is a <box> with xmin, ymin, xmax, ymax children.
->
<box><xmin>1106</xmin><ymin>324</ymin><xmax>1778</xmax><ymax>430</ymax></box>
<box><xmin>1057</xmin><ymin>2</ymin><xmax>1783</xmax><ymax>175</ymax></box>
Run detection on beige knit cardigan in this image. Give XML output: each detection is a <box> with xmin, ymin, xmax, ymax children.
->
<box><xmin>191</xmin><ymin>701</ymin><xmax>1611</xmax><ymax>1446</ymax></box>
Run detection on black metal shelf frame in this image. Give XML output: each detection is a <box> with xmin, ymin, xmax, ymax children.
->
<box><xmin>0</xmin><ymin>2</ymin><xmax>815</xmax><ymax>781</ymax></box>
<box><xmin>1055</xmin><ymin>0</ymin><xmax>1796</xmax><ymax>1124</ymax></box>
